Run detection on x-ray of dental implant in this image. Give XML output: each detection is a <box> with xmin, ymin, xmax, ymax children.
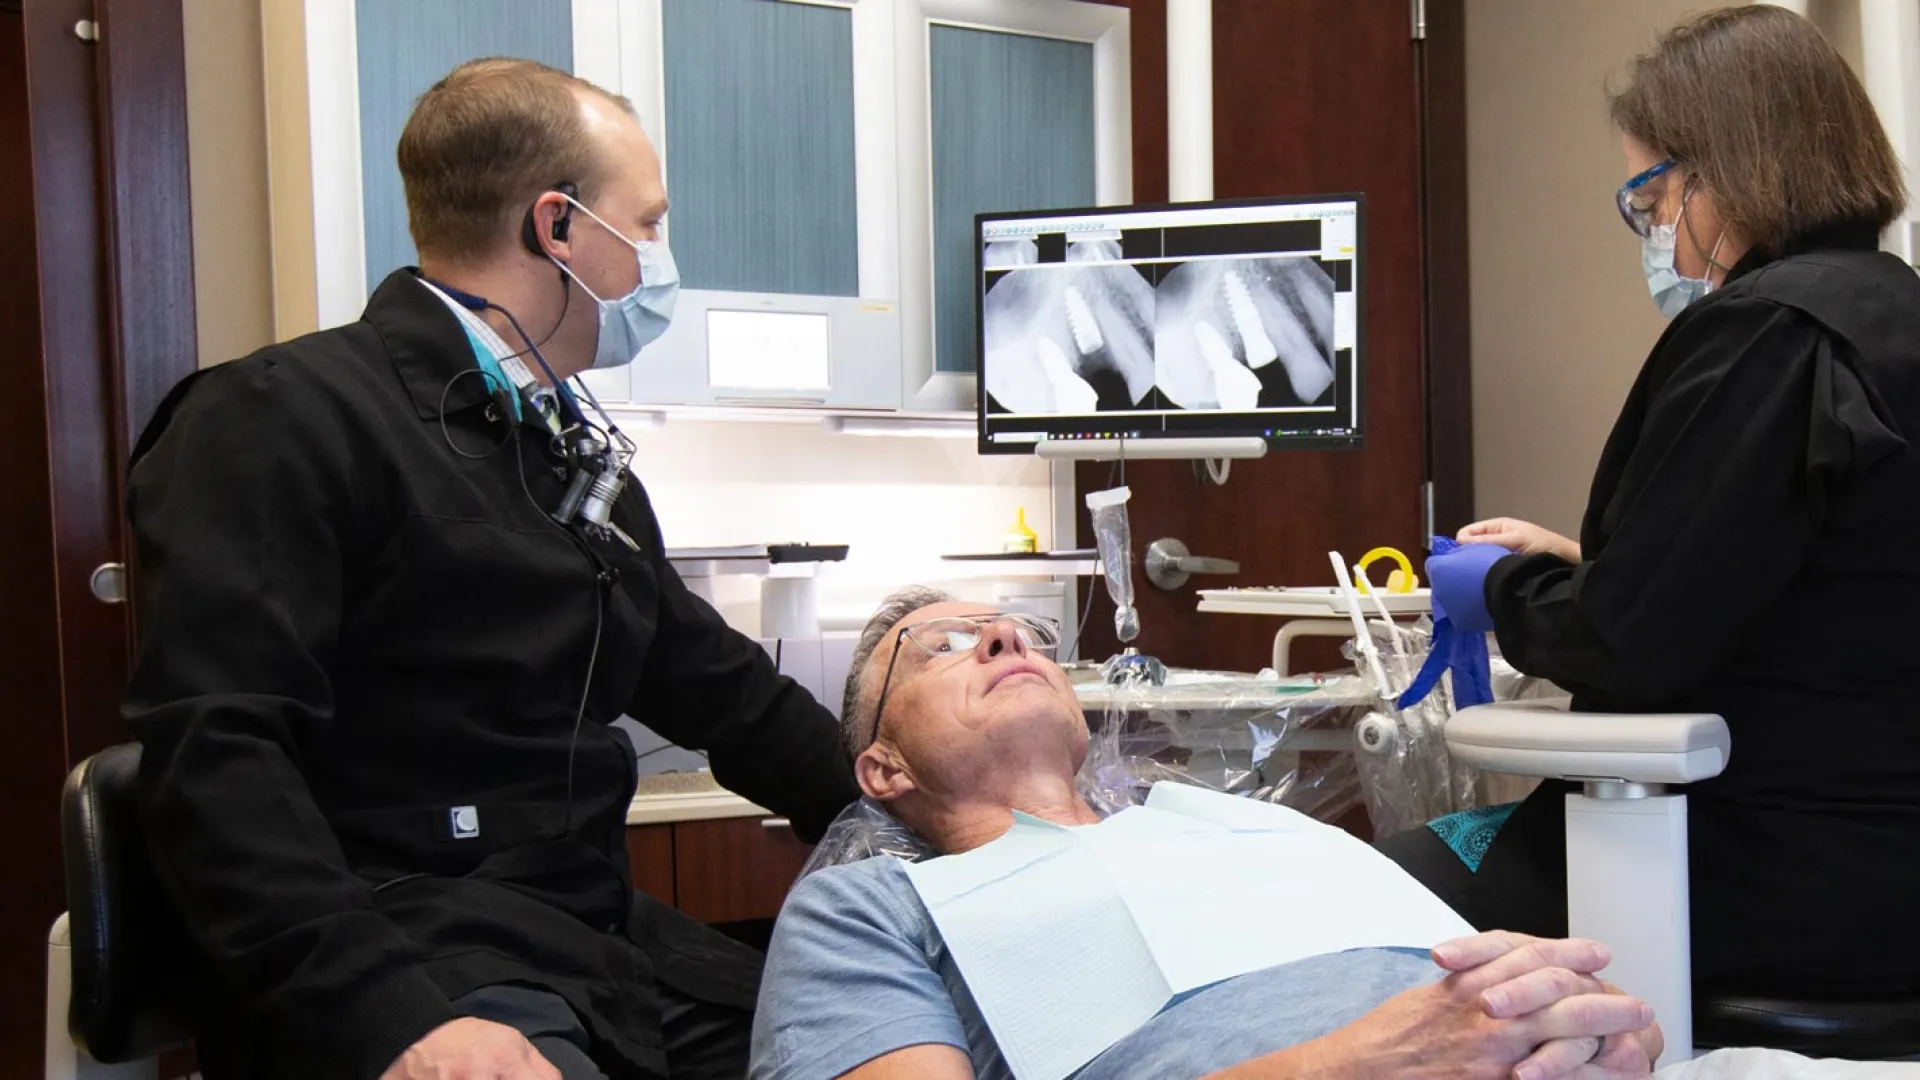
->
<box><xmin>981</xmin><ymin>260</ymin><xmax>1156</xmax><ymax>415</ymax></box>
<box><xmin>1152</xmin><ymin>257</ymin><xmax>1336</xmax><ymax>410</ymax></box>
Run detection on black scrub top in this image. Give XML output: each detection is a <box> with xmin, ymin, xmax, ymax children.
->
<box><xmin>1487</xmin><ymin>223</ymin><xmax>1920</xmax><ymax>995</ymax></box>
<box><xmin>123</xmin><ymin>270</ymin><xmax>861</xmax><ymax>1079</ymax></box>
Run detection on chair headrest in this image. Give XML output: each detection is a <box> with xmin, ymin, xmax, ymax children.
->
<box><xmin>62</xmin><ymin>742</ymin><xmax>206</xmax><ymax>1061</ymax></box>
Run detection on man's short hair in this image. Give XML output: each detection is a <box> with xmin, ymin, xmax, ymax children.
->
<box><xmin>398</xmin><ymin>57</ymin><xmax>637</xmax><ymax>265</ymax></box>
<box><xmin>841</xmin><ymin>586</ymin><xmax>958</xmax><ymax>760</ymax></box>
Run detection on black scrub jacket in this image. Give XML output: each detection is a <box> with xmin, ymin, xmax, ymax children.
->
<box><xmin>123</xmin><ymin>270</ymin><xmax>861</xmax><ymax>1079</ymax></box>
<box><xmin>1488</xmin><ymin>223</ymin><xmax>1920</xmax><ymax>994</ymax></box>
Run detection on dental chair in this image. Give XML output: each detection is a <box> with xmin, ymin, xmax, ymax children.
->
<box><xmin>47</xmin><ymin>743</ymin><xmax>204</xmax><ymax>1079</ymax></box>
<box><xmin>1446</xmin><ymin>703</ymin><xmax>1920</xmax><ymax>1068</ymax></box>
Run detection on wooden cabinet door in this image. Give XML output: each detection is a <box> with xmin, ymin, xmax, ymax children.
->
<box><xmin>626</xmin><ymin>823</ymin><xmax>677</xmax><ymax>906</ymax></box>
<box><xmin>671</xmin><ymin>817</ymin><xmax>813</xmax><ymax>925</ymax></box>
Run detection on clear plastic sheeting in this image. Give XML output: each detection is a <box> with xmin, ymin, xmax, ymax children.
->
<box><xmin>1078</xmin><ymin>669</ymin><xmax>1374</xmax><ymax>824</ymax></box>
<box><xmin>1085</xmin><ymin>486</ymin><xmax>1140</xmax><ymax>643</ymax></box>
<box><xmin>797</xmin><ymin>637</ymin><xmax>1565</xmax><ymax>878</ymax></box>
<box><xmin>798</xmin><ymin>796</ymin><xmax>939</xmax><ymax>879</ymax></box>
<box><xmin>1341</xmin><ymin>618</ymin><xmax>1481</xmax><ymax>838</ymax></box>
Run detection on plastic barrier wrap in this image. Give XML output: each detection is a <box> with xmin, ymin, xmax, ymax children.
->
<box><xmin>799</xmin><ymin>638</ymin><xmax>1566</xmax><ymax>876</ymax></box>
<box><xmin>798</xmin><ymin>796</ymin><xmax>939</xmax><ymax>879</ymax></box>
<box><xmin>1078</xmin><ymin>670</ymin><xmax>1372</xmax><ymax>823</ymax></box>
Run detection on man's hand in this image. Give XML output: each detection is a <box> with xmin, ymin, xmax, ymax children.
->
<box><xmin>1263</xmin><ymin>933</ymin><xmax>1652</xmax><ymax>1080</ymax></box>
<box><xmin>378</xmin><ymin>1018</ymin><xmax>564</xmax><ymax>1080</ymax></box>
<box><xmin>1433</xmin><ymin>931</ymin><xmax>1660</xmax><ymax>1079</ymax></box>
<box><xmin>1458</xmin><ymin>518</ymin><xmax>1581</xmax><ymax>563</ymax></box>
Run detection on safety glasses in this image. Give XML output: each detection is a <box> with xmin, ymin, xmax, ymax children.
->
<box><xmin>1616</xmin><ymin>159</ymin><xmax>1677</xmax><ymax>238</ymax></box>
<box><xmin>866</xmin><ymin>612</ymin><xmax>1062</xmax><ymax>750</ymax></box>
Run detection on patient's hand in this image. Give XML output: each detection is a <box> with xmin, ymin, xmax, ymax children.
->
<box><xmin>1432</xmin><ymin>931</ymin><xmax>1659</xmax><ymax>1078</ymax></box>
<box><xmin>1238</xmin><ymin>932</ymin><xmax>1652</xmax><ymax>1080</ymax></box>
<box><xmin>378</xmin><ymin>1017</ymin><xmax>564</xmax><ymax>1080</ymax></box>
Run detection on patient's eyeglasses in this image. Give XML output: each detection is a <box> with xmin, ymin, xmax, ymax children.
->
<box><xmin>866</xmin><ymin>613</ymin><xmax>1063</xmax><ymax>750</ymax></box>
<box><xmin>1616</xmin><ymin>159</ymin><xmax>1676</xmax><ymax>238</ymax></box>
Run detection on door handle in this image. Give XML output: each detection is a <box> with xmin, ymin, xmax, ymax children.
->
<box><xmin>90</xmin><ymin>563</ymin><xmax>128</xmax><ymax>604</ymax></box>
<box><xmin>1145</xmin><ymin>539</ymin><xmax>1240</xmax><ymax>591</ymax></box>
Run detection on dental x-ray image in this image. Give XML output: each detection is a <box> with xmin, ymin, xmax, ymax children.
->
<box><xmin>981</xmin><ymin>258</ymin><xmax>1156</xmax><ymax>415</ymax></box>
<box><xmin>1152</xmin><ymin>257</ymin><xmax>1336</xmax><ymax>411</ymax></box>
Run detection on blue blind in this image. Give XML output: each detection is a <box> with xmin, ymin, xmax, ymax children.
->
<box><xmin>663</xmin><ymin>0</ymin><xmax>858</xmax><ymax>296</ymax></box>
<box><xmin>930</xmin><ymin>27</ymin><xmax>1096</xmax><ymax>374</ymax></box>
<box><xmin>355</xmin><ymin>0</ymin><xmax>574</xmax><ymax>290</ymax></box>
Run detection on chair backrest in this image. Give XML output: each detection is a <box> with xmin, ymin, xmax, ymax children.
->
<box><xmin>61</xmin><ymin>742</ymin><xmax>206</xmax><ymax>1062</ymax></box>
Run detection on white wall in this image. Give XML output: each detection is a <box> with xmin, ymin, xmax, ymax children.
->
<box><xmin>1465</xmin><ymin>0</ymin><xmax>1741</xmax><ymax>535</ymax></box>
<box><xmin>182</xmin><ymin>0</ymin><xmax>276</xmax><ymax>368</ymax></box>
<box><xmin>622</xmin><ymin>416</ymin><xmax>1055</xmax><ymax>630</ymax></box>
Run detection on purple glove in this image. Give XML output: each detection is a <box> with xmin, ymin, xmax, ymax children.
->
<box><xmin>1397</xmin><ymin>537</ymin><xmax>1507</xmax><ymax>710</ymax></box>
<box><xmin>1427</xmin><ymin>536</ymin><xmax>1508</xmax><ymax>635</ymax></box>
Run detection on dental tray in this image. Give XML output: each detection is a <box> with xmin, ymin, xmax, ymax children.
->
<box><xmin>1196</xmin><ymin>586</ymin><xmax>1432</xmax><ymax>618</ymax></box>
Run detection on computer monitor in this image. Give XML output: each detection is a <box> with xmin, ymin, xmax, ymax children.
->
<box><xmin>975</xmin><ymin>194</ymin><xmax>1362</xmax><ymax>454</ymax></box>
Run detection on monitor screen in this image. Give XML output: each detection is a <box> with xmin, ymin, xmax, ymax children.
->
<box><xmin>975</xmin><ymin>194</ymin><xmax>1362</xmax><ymax>453</ymax></box>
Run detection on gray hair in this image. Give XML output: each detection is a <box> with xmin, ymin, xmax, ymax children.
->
<box><xmin>840</xmin><ymin>585</ymin><xmax>958</xmax><ymax>760</ymax></box>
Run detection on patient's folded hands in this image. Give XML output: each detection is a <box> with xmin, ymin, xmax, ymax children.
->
<box><xmin>1427</xmin><ymin>930</ymin><xmax>1660</xmax><ymax>1079</ymax></box>
<box><xmin>1215</xmin><ymin>930</ymin><xmax>1657</xmax><ymax>1080</ymax></box>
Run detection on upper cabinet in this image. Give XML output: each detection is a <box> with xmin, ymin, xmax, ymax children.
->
<box><xmin>265</xmin><ymin>0</ymin><xmax>1130</xmax><ymax>415</ymax></box>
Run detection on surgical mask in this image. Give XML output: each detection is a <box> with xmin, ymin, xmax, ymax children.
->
<box><xmin>1640</xmin><ymin>196</ymin><xmax>1722</xmax><ymax>319</ymax></box>
<box><xmin>550</xmin><ymin>196</ymin><xmax>679</xmax><ymax>369</ymax></box>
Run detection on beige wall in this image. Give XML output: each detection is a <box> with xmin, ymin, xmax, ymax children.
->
<box><xmin>1465</xmin><ymin>0</ymin><xmax>1736</xmax><ymax>535</ymax></box>
<box><xmin>182</xmin><ymin>0</ymin><xmax>275</xmax><ymax>368</ymax></box>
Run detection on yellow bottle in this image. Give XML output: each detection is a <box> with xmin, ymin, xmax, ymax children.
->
<box><xmin>1002</xmin><ymin>507</ymin><xmax>1039</xmax><ymax>554</ymax></box>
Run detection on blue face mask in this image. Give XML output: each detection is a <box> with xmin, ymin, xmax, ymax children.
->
<box><xmin>551</xmin><ymin>196</ymin><xmax>680</xmax><ymax>369</ymax></box>
<box><xmin>1640</xmin><ymin>195</ymin><xmax>1722</xmax><ymax>319</ymax></box>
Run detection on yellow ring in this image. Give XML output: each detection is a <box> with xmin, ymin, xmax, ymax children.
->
<box><xmin>1355</xmin><ymin>547</ymin><xmax>1417</xmax><ymax>594</ymax></box>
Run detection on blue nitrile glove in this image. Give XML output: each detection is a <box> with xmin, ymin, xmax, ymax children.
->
<box><xmin>1397</xmin><ymin>537</ymin><xmax>1506</xmax><ymax>710</ymax></box>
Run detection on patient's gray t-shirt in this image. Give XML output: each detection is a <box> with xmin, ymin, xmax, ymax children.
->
<box><xmin>749</xmin><ymin>856</ymin><xmax>1439</xmax><ymax>1080</ymax></box>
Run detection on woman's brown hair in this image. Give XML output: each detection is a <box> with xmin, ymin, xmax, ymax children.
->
<box><xmin>1609</xmin><ymin>5</ymin><xmax>1906</xmax><ymax>255</ymax></box>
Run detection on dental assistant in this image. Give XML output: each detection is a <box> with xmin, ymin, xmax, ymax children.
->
<box><xmin>1381</xmin><ymin>7</ymin><xmax>1920</xmax><ymax>1000</ymax></box>
<box><xmin>123</xmin><ymin>59</ymin><xmax>858</xmax><ymax>1080</ymax></box>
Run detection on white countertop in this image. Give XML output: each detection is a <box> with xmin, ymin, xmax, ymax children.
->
<box><xmin>626</xmin><ymin>788</ymin><xmax>771</xmax><ymax>826</ymax></box>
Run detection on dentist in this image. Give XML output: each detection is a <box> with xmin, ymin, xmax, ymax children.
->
<box><xmin>124</xmin><ymin>58</ymin><xmax>858</xmax><ymax>1080</ymax></box>
<box><xmin>1382</xmin><ymin>6</ymin><xmax>1920</xmax><ymax>1005</ymax></box>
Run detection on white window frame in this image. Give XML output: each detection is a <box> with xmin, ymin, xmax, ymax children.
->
<box><xmin>263</xmin><ymin>0</ymin><xmax>1130</xmax><ymax>416</ymax></box>
<box><xmin>264</xmin><ymin>0</ymin><xmax>626</xmax><ymax>337</ymax></box>
<box><xmin>894</xmin><ymin>0</ymin><xmax>1132</xmax><ymax>409</ymax></box>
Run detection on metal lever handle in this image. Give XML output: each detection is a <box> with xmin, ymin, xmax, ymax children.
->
<box><xmin>1171</xmin><ymin>554</ymin><xmax>1237</xmax><ymax>574</ymax></box>
<box><xmin>1145</xmin><ymin>539</ymin><xmax>1241</xmax><ymax>591</ymax></box>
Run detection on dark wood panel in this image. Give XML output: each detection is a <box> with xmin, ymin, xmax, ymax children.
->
<box><xmin>1420</xmin><ymin>0</ymin><xmax>1474</xmax><ymax>536</ymax></box>
<box><xmin>25</xmin><ymin>0</ymin><xmax>133</xmax><ymax>764</ymax></box>
<box><xmin>626</xmin><ymin>823</ymin><xmax>677</xmax><ymax>906</ymax></box>
<box><xmin>1117</xmin><ymin>0</ymin><xmax>1168</xmax><ymax>204</ymax></box>
<box><xmin>1080</xmin><ymin>0</ymin><xmax>1431</xmax><ymax>672</ymax></box>
<box><xmin>0</xmin><ymin>12</ymin><xmax>76</xmax><ymax>1077</ymax></box>
<box><xmin>672</xmin><ymin>816</ymin><xmax>813</xmax><ymax>925</ymax></box>
<box><xmin>96</xmin><ymin>0</ymin><xmax>197</xmax><ymax>448</ymax></box>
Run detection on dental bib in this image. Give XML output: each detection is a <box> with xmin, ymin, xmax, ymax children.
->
<box><xmin>902</xmin><ymin>783</ymin><xmax>1471</xmax><ymax>1080</ymax></box>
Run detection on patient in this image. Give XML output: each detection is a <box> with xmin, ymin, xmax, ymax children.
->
<box><xmin>750</xmin><ymin>587</ymin><xmax>1662</xmax><ymax>1080</ymax></box>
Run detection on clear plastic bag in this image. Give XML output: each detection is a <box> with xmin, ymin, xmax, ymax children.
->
<box><xmin>1078</xmin><ymin>671</ymin><xmax>1371</xmax><ymax>824</ymax></box>
<box><xmin>798</xmin><ymin>796</ymin><xmax>939</xmax><ymax>879</ymax></box>
<box><xmin>1085</xmin><ymin>486</ymin><xmax>1140</xmax><ymax>643</ymax></box>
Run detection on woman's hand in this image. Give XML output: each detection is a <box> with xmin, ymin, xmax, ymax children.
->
<box><xmin>1458</xmin><ymin>519</ymin><xmax>1581</xmax><ymax>563</ymax></box>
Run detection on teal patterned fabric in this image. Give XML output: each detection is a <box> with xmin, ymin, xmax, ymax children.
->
<box><xmin>1427</xmin><ymin>802</ymin><xmax>1519</xmax><ymax>873</ymax></box>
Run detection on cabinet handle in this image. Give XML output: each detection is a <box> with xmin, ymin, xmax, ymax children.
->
<box><xmin>761</xmin><ymin>817</ymin><xmax>792</xmax><ymax>830</ymax></box>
